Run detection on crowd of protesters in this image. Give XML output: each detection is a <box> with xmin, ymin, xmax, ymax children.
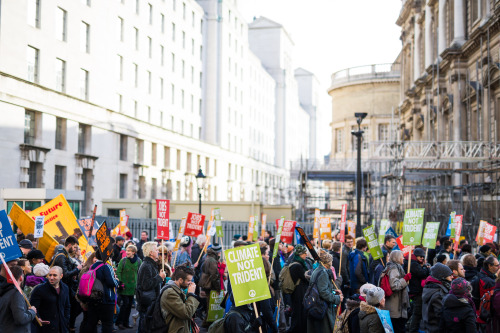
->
<box><xmin>2</xmin><ymin>226</ymin><xmax>500</xmax><ymax>333</ymax></box>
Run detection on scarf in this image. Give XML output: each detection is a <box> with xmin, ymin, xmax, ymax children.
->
<box><xmin>294</xmin><ymin>254</ymin><xmax>307</xmax><ymax>269</ymax></box>
<box><xmin>128</xmin><ymin>254</ymin><xmax>139</xmax><ymax>264</ymax></box>
<box><xmin>450</xmin><ymin>289</ymin><xmax>476</xmax><ymax>313</ymax></box>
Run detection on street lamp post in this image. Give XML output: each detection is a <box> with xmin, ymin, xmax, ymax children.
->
<box><xmin>195</xmin><ymin>167</ymin><xmax>206</xmax><ymax>214</ymax></box>
<box><xmin>351</xmin><ymin>112</ymin><xmax>367</xmax><ymax>236</ymax></box>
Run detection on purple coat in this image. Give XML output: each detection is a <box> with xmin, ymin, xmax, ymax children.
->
<box><xmin>488</xmin><ymin>281</ymin><xmax>500</xmax><ymax>333</ymax></box>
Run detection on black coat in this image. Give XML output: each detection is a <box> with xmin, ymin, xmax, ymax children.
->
<box><xmin>30</xmin><ymin>281</ymin><xmax>71</xmax><ymax>333</ymax></box>
<box><xmin>422</xmin><ymin>277</ymin><xmax>450</xmax><ymax>333</ymax></box>
<box><xmin>288</xmin><ymin>258</ymin><xmax>309</xmax><ymax>333</ymax></box>
<box><xmin>403</xmin><ymin>258</ymin><xmax>430</xmax><ymax>296</ymax></box>
<box><xmin>463</xmin><ymin>265</ymin><xmax>477</xmax><ymax>282</ymax></box>
<box><xmin>332</xmin><ymin>251</ymin><xmax>349</xmax><ymax>287</ymax></box>
<box><xmin>191</xmin><ymin>243</ymin><xmax>202</xmax><ymax>265</ymax></box>
<box><xmin>224</xmin><ymin>304</ymin><xmax>259</xmax><ymax>332</ymax></box>
<box><xmin>112</xmin><ymin>243</ymin><xmax>122</xmax><ymax>264</ymax></box>
<box><xmin>137</xmin><ymin>240</ymin><xmax>147</xmax><ymax>260</ymax></box>
<box><xmin>90</xmin><ymin>261</ymin><xmax>119</xmax><ymax>305</ymax></box>
<box><xmin>438</xmin><ymin>294</ymin><xmax>476</xmax><ymax>333</ymax></box>
<box><xmin>136</xmin><ymin>256</ymin><xmax>162</xmax><ymax>312</ymax></box>
<box><xmin>52</xmin><ymin>248</ymin><xmax>79</xmax><ymax>293</ymax></box>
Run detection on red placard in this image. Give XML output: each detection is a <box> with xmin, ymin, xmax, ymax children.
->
<box><xmin>339</xmin><ymin>204</ymin><xmax>347</xmax><ymax>242</ymax></box>
<box><xmin>156</xmin><ymin>199</ymin><xmax>170</xmax><ymax>240</ymax></box>
<box><xmin>275</xmin><ymin>219</ymin><xmax>296</xmax><ymax>244</ymax></box>
<box><xmin>453</xmin><ymin>215</ymin><xmax>463</xmax><ymax>251</ymax></box>
<box><xmin>184</xmin><ymin>212</ymin><xmax>206</xmax><ymax>237</ymax></box>
<box><xmin>478</xmin><ymin>221</ymin><xmax>497</xmax><ymax>245</ymax></box>
<box><xmin>396</xmin><ymin>235</ymin><xmax>411</xmax><ymax>256</ymax></box>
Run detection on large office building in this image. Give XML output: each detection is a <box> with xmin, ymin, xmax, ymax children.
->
<box><xmin>0</xmin><ymin>0</ymin><xmax>321</xmax><ymax>218</ymax></box>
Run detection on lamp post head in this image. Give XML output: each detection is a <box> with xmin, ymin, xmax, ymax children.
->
<box><xmin>195</xmin><ymin>167</ymin><xmax>206</xmax><ymax>191</ymax></box>
<box><xmin>355</xmin><ymin>112</ymin><xmax>368</xmax><ymax>125</ymax></box>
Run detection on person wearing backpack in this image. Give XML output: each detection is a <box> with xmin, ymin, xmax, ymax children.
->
<box><xmin>438</xmin><ymin>277</ymin><xmax>477</xmax><ymax>332</ymax></box>
<box><xmin>160</xmin><ymin>265</ymin><xmax>199</xmax><ymax>333</ymax></box>
<box><xmin>472</xmin><ymin>255</ymin><xmax>499</xmax><ymax>331</ymax></box>
<box><xmin>306</xmin><ymin>249</ymin><xmax>343</xmax><ymax>332</ymax></box>
<box><xmin>80</xmin><ymin>250</ymin><xmax>119</xmax><ymax>333</ymax></box>
<box><xmin>348</xmin><ymin>239</ymin><xmax>369</xmax><ymax>295</ymax></box>
<box><xmin>489</xmin><ymin>275</ymin><xmax>500</xmax><ymax>333</ymax></box>
<box><xmin>223</xmin><ymin>295</ymin><xmax>263</xmax><ymax>332</ymax></box>
<box><xmin>422</xmin><ymin>263</ymin><xmax>453</xmax><ymax>333</ymax></box>
<box><xmin>116</xmin><ymin>244</ymin><xmax>142</xmax><ymax>329</ymax></box>
<box><xmin>358</xmin><ymin>287</ymin><xmax>386</xmax><ymax>333</ymax></box>
<box><xmin>287</xmin><ymin>244</ymin><xmax>309</xmax><ymax>333</ymax></box>
<box><xmin>380</xmin><ymin>250</ymin><xmax>410</xmax><ymax>333</ymax></box>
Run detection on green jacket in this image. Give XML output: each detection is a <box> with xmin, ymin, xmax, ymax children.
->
<box><xmin>116</xmin><ymin>256</ymin><xmax>142</xmax><ymax>296</ymax></box>
<box><xmin>160</xmin><ymin>281</ymin><xmax>200</xmax><ymax>333</ymax></box>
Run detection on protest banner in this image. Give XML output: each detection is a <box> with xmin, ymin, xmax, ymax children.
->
<box><xmin>77</xmin><ymin>218</ymin><xmax>100</xmax><ymax>246</ymax></box>
<box><xmin>33</xmin><ymin>216</ymin><xmax>45</xmax><ymax>239</ymax></box>
<box><xmin>95</xmin><ymin>221</ymin><xmax>113</xmax><ymax>263</ymax></box>
<box><xmin>207</xmin><ymin>290</ymin><xmax>226</xmax><ymax>322</ymax></box>
<box><xmin>248</xmin><ymin>216</ymin><xmax>255</xmax><ymax>240</ymax></box>
<box><xmin>207</xmin><ymin>209</ymin><xmax>216</xmax><ymax>237</ymax></box>
<box><xmin>339</xmin><ymin>204</ymin><xmax>347</xmax><ymax>242</ymax></box>
<box><xmin>225</xmin><ymin>243</ymin><xmax>271</xmax><ymax>306</ymax></box>
<box><xmin>379</xmin><ymin>219</ymin><xmax>390</xmax><ymax>245</ymax></box>
<box><xmin>402</xmin><ymin>208</ymin><xmax>424</xmax><ymax>246</ymax></box>
<box><xmin>111</xmin><ymin>210</ymin><xmax>129</xmax><ymax>236</ymax></box>
<box><xmin>453</xmin><ymin>215</ymin><xmax>463</xmax><ymax>252</ymax></box>
<box><xmin>362</xmin><ymin>225</ymin><xmax>383</xmax><ymax>260</ymax></box>
<box><xmin>313</xmin><ymin>208</ymin><xmax>320</xmax><ymax>239</ymax></box>
<box><xmin>156</xmin><ymin>199</ymin><xmax>170</xmax><ymax>240</ymax></box>
<box><xmin>214</xmin><ymin>208</ymin><xmax>223</xmax><ymax>237</ymax></box>
<box><xmin>28</xmin><ymin>194</ymin><xmax>89</xmax><ymax>256</ymax></box>
<box><xmin>261</xmin><ymin>213</ymin><xmax>267</xmax><ymax>239</ymax></box>
<box><xmin>0</xmin><ymin>210</ymin><xmax>23</xmax><ymax>262</ymax></box>
<box><xmin>396</xmin><ymin>236</ymin><xmax>411</xmax><ymax>256</ymax></box>
<box><xmin>253</xmin><ymin>216</ymin><xmax>259</xmax><ymax>242</ymax></box>
<box><xmin>273</xmin><ymin>217</ymin><xmax>284</xmax><ymax>259</ymax></box>
<box><xmin>347</xmin><ymin>220</ymin><xmax>356</xmax><ymax>239</ymax></box>
<box><xmin>173</xmin><ymin>218</ymin><xmax>187</xmax><ymax>252</ymax></box>
<box><xmin>9</xmin><ymin>203</ymin><xmax>59</xmax><ymax>262</ymax></box>
<box><xmin>449</xmin><ymin>211</ymin><xmax>456</xmax><ymax>238</ymax></box>
<box><xmin>385</xmin><ymin>227</ymin><xmax>400</xmax><ymax>250</ymax></box>
<box><xmin>275</xmin><ymin>220</ymin><xmax>296</xmax><ymax>244</ymax></box>
<box><xmin>375</xmin><ymin>308</ymin><xmax>395</xmax><ymax>333</ymax></box>
<box><xmin>184</xmin><ymin>212</ymin><xmax>205</xmax><ymax>237</ymax></box>
<box><xmin>476</xmin><ymin>220</ymin><xmax>497</xmax><ymax>246</ymax></box>
<box><xmin>319</xmin><ymin>217</ymin><xmax>332</xmax><ymax>240</ymax></box>
<box><xmin>422</xmin><ymin>222</ymin><xmax>440</xmax><ymax>249</ymax></box>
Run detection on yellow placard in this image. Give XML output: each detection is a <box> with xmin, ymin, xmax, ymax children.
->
<box><xmin>319</xmin><ymin>217</ymin><xmax>332</xmax><ymax>240</ymax></box>
<box><xmin>9</xmin><ymin>203</ymin><xmax>59</xmax><ymax>262</ymax></box>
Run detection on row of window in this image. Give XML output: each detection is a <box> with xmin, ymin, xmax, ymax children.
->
<box><xmin>334</xmin><ymin>124</ymin><xmax>393</xmax><ymax>153</ymax></box>
<box><xmin>126</xmin><ymin>0</ymin><xmax>200</xmax><ymax>29</ymax></box>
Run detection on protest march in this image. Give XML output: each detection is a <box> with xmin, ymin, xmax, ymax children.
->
<box><xmin>1</xmin><ymin>197</ymin><xmax>500</xmax><ymax>333</ymax></box>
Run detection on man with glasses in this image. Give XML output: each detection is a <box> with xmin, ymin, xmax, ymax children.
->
<box><xmin>471</xmin><ymin>255</ymin><xmax>499</xmax><ymax>311</ymax></box>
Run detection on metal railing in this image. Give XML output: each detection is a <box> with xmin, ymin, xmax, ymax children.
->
<box><xmin>330</xmin><ymin>63</ymin><xmax>401</xmax><ymax>88</ymax></box>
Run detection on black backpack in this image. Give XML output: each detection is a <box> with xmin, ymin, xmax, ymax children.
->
<box><xmin>143</xmin><ymin>285</ymin><xmax>175</xmax><ymax>333</ymax></box>
<box><xmin>303</xmin><ymin>269</ymin><xmax>328</xmax><ymax>320</ymax></box>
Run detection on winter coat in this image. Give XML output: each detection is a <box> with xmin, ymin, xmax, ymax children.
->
<box><xmin>358</xmin><ymin>301</ymin><xmax>385</xmax><ymax>333</ymax></box>
<box><xmin>349</xmin><ymin>249</ymin><xmax>369</xmax><ymax>293</ymax></box>
<box><xmin>438</xmin><ymin>293</ymin><xmax>477</xmax><ymax>333</ymax></box>
<box><xmin>463</xmin><ymin>265</ymin><xmax>478</xmax><ymax>282</ymax></box>
<box><xmin>332</xmin><ymin>251</ymin><xmax>349</xmax><ymax>289</ymax></box>
<box><xmin>136</xmin><ymin>256</ymin><xmax>163</xmax><ymax>312</ymax></box>
<box><xmin>0</xmin><ymin>275</ymin><xmax>36</xmax><ymax>333</ymax></box>
<box><xmin>191</xmin><ymin>243</ymin><xmax>202</xmax><ymax>265</ymax></box>
<box><xmin>403</xmin><ymin>256</ymin><xmax>429</xmax><ymax>296</ymax></box>
<box><xmin>137</xmin><ymin>240</ymin><xmax>147</xmax><ymax>260</ymax></box>
<box><xmin>382</xmin><ymin>261</ymin><xmax>409</xmax><ymax>319</ymax></box>
<box><xmin>288</xmin><ymin>256</ymin><xmax>309</xmax><ymax>333</ymax></box>
<box><xmin>471</xmin><ymin>268</ymin><xmax>497</xmax><ymax>308</ymax></box>
<box><xmin>199</xmin><ymin>248</ymin><xmax>221</xmax><ymax>292</ymax></box>
<box><xmin>112</xmin><ymin>243</ymin><xmax>122</xmax><ymax>264</ymax></box>
<box><xmin>372</xmin><ymin>263</ymin><xmax>384</xmax><ymax>286</ymax></box>
<box><xmin>335</xmin><ymin>298</ymin><xmax>361</xmax><ymax>333</ymax></box>
<box><xmin>422</xmin><ymin>276</ymin><xmax>450</xmax><ymax>333</ymax></box>
<box><xmin>476</xmin><ymin>252</ymin><xmax>488</xmax><ymax>271</ymax></box>
<box><xmin>256</xmin><ymin>297</ymin><xmax>278</xmax><ymax>333</ymax></box>
<box><xmin>224</xmin><ymin>304</ymin><xmax>259</xmax><ymax>332</ymax></box>
<box><xmin>488</xmin><ymin>280</ymin><xmax>500</xmax><ymax>333</ymax></box>
<box><xmin>160</xmin><ymin>280</ymin><xmax>200</xmax><ymax>333</ymax></box>
<box><xmin>52</xmin><ymin>247</ymin><xmax>79</xmax><ymax>294</ymax></box>
<box><xmin>24</xmin><ymin>275</ymin><xmax>46</xmax><ymax>299</ymax></box>
<box><xmin>306</xmin><ymin>265</ymin><xmax>341</xmax><ymax>332</ymax></box>
<box><xmin>30</xmin><ymin>281</ymin><xmax>71</xmax><ymax>333</ymax></box>
<box><xmin>116</xmin><ymin>255</ymin><xmax>142</xmax><ymax>296</ymax></box>
<box><xmin>171</xmin><ymin>249</ymin><xmax>192</xmax><ymax>267</ymax></box>
<box><xmin>89</xmin><ymin>261</ymin><xmax>119</xmax><ymax>305</ymax></box>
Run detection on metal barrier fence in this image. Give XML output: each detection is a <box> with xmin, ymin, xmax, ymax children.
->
<box><xmin>99</xmin><ymin>216</ymin><xmax>315</xmax><ymax>248</ymax></box>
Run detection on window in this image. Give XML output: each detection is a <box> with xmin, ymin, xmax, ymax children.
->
<box><xmin>134</xmin><ymin>27</ymin><xmax>139</xmax><ymax>50</ymax></box>
<box><xmin>24</xmin><ymin>110</ymin><xmax>36</xmax><ymax>145</ymax></box>
<box><xmin>133</xmin><ymin>100</ymin><xmax>138</xmax><ymax>117</ymax></box>
<box><xmin>171</xmin><ymin>84</ymin><xmax>175</xmax><ymax>104</ymax></box>
<box><xmin>148</xmin><ymin>37</ymin><xmax>152</xmax><ymax>58</ymax></box>
<box><xmin>134</xmin><ymin>63</ymin><xmax>138</xmax><ymax>87</ymax></box>
<box><xmin>78</xmin><ymin>124</ymin><xmax>91</xmax><ymax>154</ymax></box>
<box><xmin>335</xmin><ymin>128</ymin><xmax>343</xmax><ymax>153</ymax></box>
<box><xmin>135</xmin><ymin>139</ymin><xmax>144</xmax><ymax>164</ymax></box>
<box><xmin>200</xmin><ymin>45</ymin><xmax>202</xmax><ymax>60</ymax></box>
<box><xmin>160</xmin><ymin>45</ymin><xmax>164</xmax><ymax>66</ymax></box>
<box><xmin>164</xmin><ymin>146</ymin><xmax>171</xmax><ymax>168</ymax></box>
<box><xmin>149</xmin><ymin>3</ymin><xmax>153</xmax><ymax>24</ymax></box>
<box><xmin>54</xmin><ymin>165</ymin><xmax>66</xmax><ymax>189</ymax></box>
<box><xmin>80</xmin><ymin>69</ymin><xmax>89</xmax><ymax>100</ymax></box>
<box><xmin>172</xmin><ymin>23</ymin><xmax>176</xmax><ymax>41</ymax></box>
<box><xmin>147</xmin><ymin>71</ymin><xmax>152</xmax><ymax>93</ymax></box>
<box><xmin>147</xmin><ymin>106</ymin><xmax>151</xmax><ymax>122</ymax></box>
<box><xmin>171</xmin><ymin>53</ymin><xmax>175</xmax><ymax>72</ymax></box>
<box><xmin>161</xmin><ymin>14</ymin><xmax>165</xmax><ymax>33</ymax></box>
<box><xmin>151</xmin><ymin>143</ymin><xmax>157</xmax><ymax>166</ymax></box>
<box><xmin>81</xmin><ymin>0</ymin><xmax>91</xmax><ymax>7</ymax></box>
<box><xmin>182</xmin><ymin>60</ymin><xmax>185</xmax><ymax>78</ymax></box>
<box><xmin>176</xmin><ymin>149</ymin><xmax>181</xmax><ymax>170</ymax></box>
<box><xmin>55</xmin><ymin>117</ymin><xmax>66</xmax><ymax>150</ymax></box>
<box><xmin>362</xmin><ymin>125</ymin><xmax>369</xmax><ymax>150</ymax></box>
<box><xmin>55</xmin><ymin>58</ymin><xmax>66</xmax><ymax>92</ymax></box>
<box><xmin>135</xmin><ymin>0</ymin><xmax>140</xmax><ymax>14</ymax></box>
<box><xmin>192</xmin><ymin>11</ymin><xmax>195</xmax><ymax>27</ymax></box>
<box><xmin>27</xmin><ymin>0</ymin><xmax>41</xmax><ymax>28</ymax></box>
<box><xmin>176</xmin><ymin>181</ymin><xmax>181</xmax><ymax>200</ymax></box>
<box><xmin>191</xmin><ymin>39</ymin><xmax>194</xmax><ymax>55</ymax></box>
<box><xmin>120</xmin><ymin>134</ymin><xmax>127</xmax><ymax>161</ymax></box>
<box><xmin>27</xmin><ymin>46</ymin><xmax>39</xmax><ymax>83</ymax></box>
<box><xmin>118</xmin><ymin>17</ymin><xmax>124</xmax><ymax>42</ymax></box>
<box><xmin>182</xmin><ymin>2</ymin><xmax>186</xmax><ymax>19</ymax></box>
<box><xmin>471</xmin><ymin>0</ymin><xmax>479</xmax><ymax>23</ymax></box>
<box><xmin>378</xmin><ymin>124</ymin><xmax>389</xmax><ymax>141</ymax></box>
<box><xmin>173</xmin><ymin>0</ymin><xmax>176</xmax><ymax>11</ymax></box>
<box><xmin>117</xmin><ymin>94</ymin><xmax>122</xmax><ymax>112</ymax></box>
<box><xmin>160</xmin><ymin>78</ymin><xmax>164</xmax><ymax>99</ymax></box>
<box><xmin>56</xmin><ymin>7</ymin><xmax>67</xmax><ymax>41</ymax></box>
<box><xmin>151</xmin><ymin>178</ymin><xmax>157</xmax><ymax>199</ymax></box>
<box><xmin>119</xmin><ymin>174</ymin><xmax>127</xmax><ymax>198</ymax></box>
<box><xmin>191</xmin><ymin>66</ymin><xmax>194</xmax><ymax>83</ymax></box>
<box><xmin>182</xmin><ymin>31</ymin><xmax>185</xmax><ymax>48</ymax></box>
<box><xmin>118</xmin><ymin>55</ymin><xmax>123</xmax><ymax>80</ymax></box>
<box><xmin>181</xmin><ymin>89</ymin><xmax>185</xmax><ymax>108</ymax></box>
<box><xmin>190</xmin><ymin>95</ymin><xmax>194</xmax><ymax>112</ymax></box>
<box><xmin>80</xmin><ymin>22</ymin><xmax>90</xmax><ymax>53</ymax></box>
<box><xmin>28</xmin><ymin>162</ymin><xmax>42</xmax><ymax>188</ymax></box>
<box><xmin>187</xmin><ymin>152</ymin><xmax>192</xmax><ymax>172</ymax></box>
<box><xmin>138</xmin><ymin>176</ymin><xmax>146</xmax><ymax>199</ymax></box>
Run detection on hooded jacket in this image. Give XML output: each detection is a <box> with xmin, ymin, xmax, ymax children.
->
<box><xmin>438</xmin><ymin>293</ymin><xmax>477</xmax><ymax>333</ymax></box>
<box><xmin>199</xmin><ymin>248</ymin><xmax>221</xmax><ymax>292</ymax></box>
<box><xmin>336</xmin><ymin>298</ymin><xmax>361</xmax><ymax>333</ymax></box>
<box><xmin>0</xmin><ymin>275</ymin><xmax>37</xmax><ymax>333</ymax></box>
<box><xmin>358</xmin><ymin>301</ymin><xmax>384</xmax><ymax>333</ymax></box>
<box><xmin>422</xmin><ymin>276</ymin><xmax>450</xmax><ymax>333</ymax></box>
<box><xmin>349</xmin><ymin>249</ymin><xmax>369</xmax><ymax>292</ymax></box>
<box><xmin>382</xmin><ymin>261</ymin><xmax>409</xmax><ymax>319</ymax></box>
<box><xmin>463</xmin><ymin>265</ymin><xmax>477</xmax><ymax>282</ymax></box>
<box><xmin>471</xmin><ymin>267</ymin><xmax>497</xmax><ymax>308</ymax></box>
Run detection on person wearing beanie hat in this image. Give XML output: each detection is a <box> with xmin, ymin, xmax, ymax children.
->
<box><xmin>199</xmin><ymin>243</ymin><xmax>224</xmax><ymax>327</ymax></box>
<box><xmin>27</xmin><ymin>249</ymin><xmax>45</xmax><ymax>266</ymax></box>
<box><xmin>231</xmin><ymin>234</ymin><xmax>242</xmax><ymax>248</ymax></box>
<box><xmin>359</xmin><ymin>287</ymin><xmax>386</xmax><ymax>333</ymax></box>
<box><xmin>422</xmin><ymin>263</ymin><xmax>453</xmax><ymax>333</ymax></box>
<box><xmin>306</xmin><ymin>249</ymin><xmax>343</xmax><ymax>332</ymax></box>
<box><xmin>124</xmin><ymin>231</ymin><xmax>133</xmax><ymax>240</ymax></box>
<box><xmin>18</xmin><ymin>239</ymin><xmax>33</xmax><ymax>257</ymax></box>
<box><xmin>439</xmin><ymin>277</ymin><xmax>476</xmax><ymax>332</ymax></box>
<box><xmin>287</xmin><ymin>243</ymin><xmax>310</xmax><ymax>333</ymax></box>
<box><xmin>476</xmin><ymin>245</ymin><xmax>492</xmax><ymax>270</ymax></box>
<box><xmin>294</xmin><ymin>244</ymin><xmax>307</xmax><ymax>256</ymax></box>
<box><xmin>112</xmin><ymin>235</ymin><xmax>125</xmax><ymax>264</ymax></box>
<box><xmin>404</xmin><ymin>247</ymin><xmax>430</xmax><ymax>333</ymax></box>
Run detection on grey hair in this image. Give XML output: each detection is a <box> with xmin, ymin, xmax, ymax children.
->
<box><xmin>389</xmin><ymin>250</ymin><xmax>403</xmax><ymax>263</ymax></box>
<box><xmin>142</xmin><ymin>241</ymin><xmax>158</xmax><ymax>258</ymax></box>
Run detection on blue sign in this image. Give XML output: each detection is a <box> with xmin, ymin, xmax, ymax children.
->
<box><xmin>375</xmin><ymin>308</ymin><xmax>395</xmax><ymax>333</ymax></box>
<box><xmin>0</xmin><ymin>210</ymin><xmax>22</xmax><ymax>262</ymax></box>
<box><xmin>385</xmin><ymin>227</ymin><xmax>400</xmax><ymax>250</ymax></box>
<box><xmin>445</xmin><ymin>216</ymin><xmax>451</xmax><ymax>236</ymax></box>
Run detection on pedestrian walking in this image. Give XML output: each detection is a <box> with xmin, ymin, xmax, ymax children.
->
<box><xmin>116</xmin><ymin>244</ymin><xmax>142</xmax><ymax>330</ymax></box>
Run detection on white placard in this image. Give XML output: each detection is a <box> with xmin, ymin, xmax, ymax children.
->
<box><xmin>34</xmin><ymin>216</ymin><xmax>45</xmax><ymax>238</ymax></box>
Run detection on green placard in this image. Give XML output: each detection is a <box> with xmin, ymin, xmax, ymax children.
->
<box><xmin>363</xmin><ymin>225</ymin><xmax>383</xmax><ymax>260</ymax></box>
<box><xmin>253</xmin><ymin>217</ymin><xmax>259</xmax><ymax>241</ymax></box>
<box><xmin>214</xmin><ymin>208</ymin><xmax>223</xmax><ymax>237</ymax></box>
<box><xmin>422</xmin><ymin>222</ymin><xmax>440</xmax><ymax>249</ymax></box>
<box><xmin>207</xmin><ymin>290</ymin><xmax>225</xmax><ymax>322</ymax></box>
<box><xmin>449</xmin><ymin>211</ymin><xmax>456</xmax><ymax>239</ymax></box>
<box><xmin>225</xmin><ymin>243</ymin><xmax>271</xmax><ymax>306</ymax></box>
<box><xmin>379</xmin><ymin>219</ymin><xmax>390</xmax><ymax>245</ymax></box>
<box><xmin>402</xmin><ymin>208</ymin><xmax>425</xmax><ymax>245</ymax></box>
<box><xmin>273</xmin><ymin>217</ymin><xmax>284</xmax><ymax>259</ymax></box>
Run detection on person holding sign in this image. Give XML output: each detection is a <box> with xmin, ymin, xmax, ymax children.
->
<box><xmin>404</xmin><ymin>247</ymin><xmax>430</xmax><ymax>333</ymax></box>
<box><xmin>380</xmin><ymin>250</ymin><xmax>411</xmax><ymax>333</ymax></box>
<box><xmin>0</xmin><ymin>265</ymin><xmax>38</xmax><ymax>332</ymax></box>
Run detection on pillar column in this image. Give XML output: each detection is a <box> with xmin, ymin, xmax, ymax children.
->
<box><xmin>424</xmin><ymin>4</ymin><xmax>433</xmax><ymax>68</ymax></box>
<box><xmin>414</xmin><ymin>13</ymin><xmax>422</xmax><ymax>80</ymax></box>
<box><xmin>438</xmin><ymin>0</ymin><xmax>446</xmax><ymax>55</ymax></box>
<box><xmin>453</xmin><ymin>0</ymin><xmax>466</xmax><ymax>46</ymax></box>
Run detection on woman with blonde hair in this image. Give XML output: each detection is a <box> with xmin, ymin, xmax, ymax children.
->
<box><xmin>116</xmin><ymin>244</ymin><xmax>142</xmax><ymax>329</ymax></box>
